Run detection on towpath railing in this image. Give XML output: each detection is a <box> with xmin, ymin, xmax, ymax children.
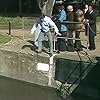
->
<box><xmin>53</xmin><ymin>21</ymin><xmax>90</xmax><ymax>52</ymax></box>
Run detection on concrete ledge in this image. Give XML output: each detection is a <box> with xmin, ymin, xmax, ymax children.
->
<box><xmin>0</xmin><ymin>49</ymin><xmax>54</xmax><ymax>87</ymax></box>
<box><xmin>0</xmin><ymin>48</ymin><xmax>98</xmax><ymax>88</ymax></box>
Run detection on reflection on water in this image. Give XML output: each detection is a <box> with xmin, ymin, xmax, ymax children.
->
<box><xmin>0</xmin><ymin>75</ymin><xmax>62</xmax><ymax>100</ymax></box>
<box><xmin>0</xmin><ymin>75</ymin><xmax>99</xmax><ymax>100</ymax></box>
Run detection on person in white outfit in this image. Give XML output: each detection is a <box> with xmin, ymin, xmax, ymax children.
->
<box><xmin>31</xmin><ymin>18</ymin><xmax>42</xmax><ymax>47</ymax></box>
<box><xmin>31</xmin><ymin>14</ymin><xmax>61</xmax><ymax>56</ymax></box>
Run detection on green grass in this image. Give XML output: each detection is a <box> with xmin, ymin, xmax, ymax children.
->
<box><xmin>0</xmin><ymin>34</ymin><xmax>12</xmax><ymax>44</ymax></box>
<box><xmin>0</xmin><ymin>16</ymin><xmax>100</xmax><ymax>29</ymax></box>
<box><xmin>0</xmin><ymin>16</ymin><xmax>36</xmax><ymax>29</ymax></box>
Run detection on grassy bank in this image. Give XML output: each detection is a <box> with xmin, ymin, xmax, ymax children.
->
<box><xmin>0</xmin><ymin>16</ymin><xmax>100</xmax><ymax>29</ymax></box>
<box><xmin>0</xmin><ymin>16</ymin><xmax>36</xmax><ymax>29</ymax></box>
<box><xmin>0</xmin><ymin>34</ymin><xmax>12</xmax><ymax>45</ymax></box>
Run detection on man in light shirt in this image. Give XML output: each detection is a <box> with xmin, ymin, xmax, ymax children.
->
<box><xmin>31</xmin><ymin>14</ymin><xmax>61</xmax><ymax>56</ymax></box>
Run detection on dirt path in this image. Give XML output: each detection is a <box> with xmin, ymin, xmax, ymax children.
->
<box><xmin>0</xmin><ymin>22</ymin><xmax>100</xmax><ymax>57</ymax></box>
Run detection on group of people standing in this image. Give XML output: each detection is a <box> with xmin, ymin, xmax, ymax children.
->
<box><xmin>31</xmin><ymin>3</ymin><xmax>96</xmax><ymax>56</ymax></box>
<box><xmin>54</xmin><ymin>3</ymin><xmax>96</xmax><ymax>52</ymax></box>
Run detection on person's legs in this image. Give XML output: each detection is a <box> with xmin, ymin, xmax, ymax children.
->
<box><xmin>89</xmin><ymin>35</ymin><xmax>95</xmax><ymax>50</ymax></box>
<box><xmin>34</xmin><ymin>27</ymin><xmax>41</xmax><ymax>47</ymax></box>
<box><xmin>67</xmin><ymin>30</ymin><xmax>74</xmax><ymax>52</ymax></box>
<box><xmin>75</xmin><ymin>31</ymin><xmax>82</xmax><ymax>51</ymax></box>
<box><xmin>57</xmin><ymin>32</ymin><xmax>67</xmax><ymax>52</ymax></box>
<box><xmin>46</xmin><ymin>31</ymin><xmax>53</xmax><ymax>54</ymax></box>
<box><xmin>38</xmin><ymin>32</ymin><xmax>44</xmax><ymax>53</ymax></box>
<box><xmin>57</xmin><ymin>38</ymin><xmax>60</xmax><ymax>52</ymax></box>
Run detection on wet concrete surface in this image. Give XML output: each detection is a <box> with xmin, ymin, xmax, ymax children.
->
<box><xmin>0</xmin><ymin>75</ymin><xmax>63</xmax><ymax>100</ymax></box>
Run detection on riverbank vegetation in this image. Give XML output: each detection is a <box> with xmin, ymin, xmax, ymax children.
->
<box><xmin>0</xmin><ymin>16</ymin><xmax>100</xmax><ymax>29</ymax></box>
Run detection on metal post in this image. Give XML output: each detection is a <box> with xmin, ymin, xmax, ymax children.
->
<box><xmin>8</xmin><ymin>21</ymin><xmax>11</xmax><ymax>35</ymax></box>
<box><xmin>53</xmin><ymin>35</ymin><xmax>56</xmax><ymax>52</ymax></box>
<box><xmin>22</xmin><ymin>17</ymin><xmax>24</xmax><ymax>29</ymax></box>
<box><xmin>87</xmin><ymin>23</ymin><xmax>89</xmax><ymax>51</ymax></box>
<box><xmin>22</xmin><ymin>17</ymin><xmax>25</xmax><ymax>40</ymax></box>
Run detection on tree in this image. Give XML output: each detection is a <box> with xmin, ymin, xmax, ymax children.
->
<box><xmin>37</xmin><ymin>0</ymin><xmax>56</xmax><ymax>16</ymax></box>
<box><xmin>36</xmin><ymin>0</ymin><xmax>100</xmax><ymax>16</ymax></box>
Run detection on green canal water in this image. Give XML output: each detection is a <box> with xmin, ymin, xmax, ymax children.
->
<box><xmin>0</xmin><ymin>75</ymin><xmax>99</xmax><ymax>100</ymax></box>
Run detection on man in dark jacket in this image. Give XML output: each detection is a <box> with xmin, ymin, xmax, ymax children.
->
<box><xmin>85</xmin><ymin>4</ymin><xmax>96</xmax><ymax>50</ymax></box>
<box><xmin>66</xmin><ymin>5</ymin><xmax>75</xmax><ymax>52</ymax></box>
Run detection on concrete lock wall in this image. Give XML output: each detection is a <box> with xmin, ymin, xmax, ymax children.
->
<box><xmin>0</xmin><ymin>49</ymin><xmax>56</xmax><ymax>87</ymax></box>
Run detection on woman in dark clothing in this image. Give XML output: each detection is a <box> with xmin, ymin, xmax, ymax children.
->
<box><xmin>56</xmin><ymin>5</ymin><xmax>67</xmax><ymax>52</ymax></box>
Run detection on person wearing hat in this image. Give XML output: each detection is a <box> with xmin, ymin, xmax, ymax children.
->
<box><xmin>32</xmin><ymin>14</ymin><xmax>61</xmax><ymax>56</ymax></box>
<box><xmin>56</xmin><ymin>5</ymin><xmax>67</xmax><ymax>53</ymax></box>
<box><xmin>66</xmin><ymin>5</ymin><xmax>75</xmax><ymax>52</ymax></box>
<box><xmin>85</xmin><ymin>4</ymin><xmax>96</xmax><ymax>50</ymax></box>
<box><xmin>74</xmin><ymin>8</ymin><xmax>84</xmax><ymax>51</ymax></box>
